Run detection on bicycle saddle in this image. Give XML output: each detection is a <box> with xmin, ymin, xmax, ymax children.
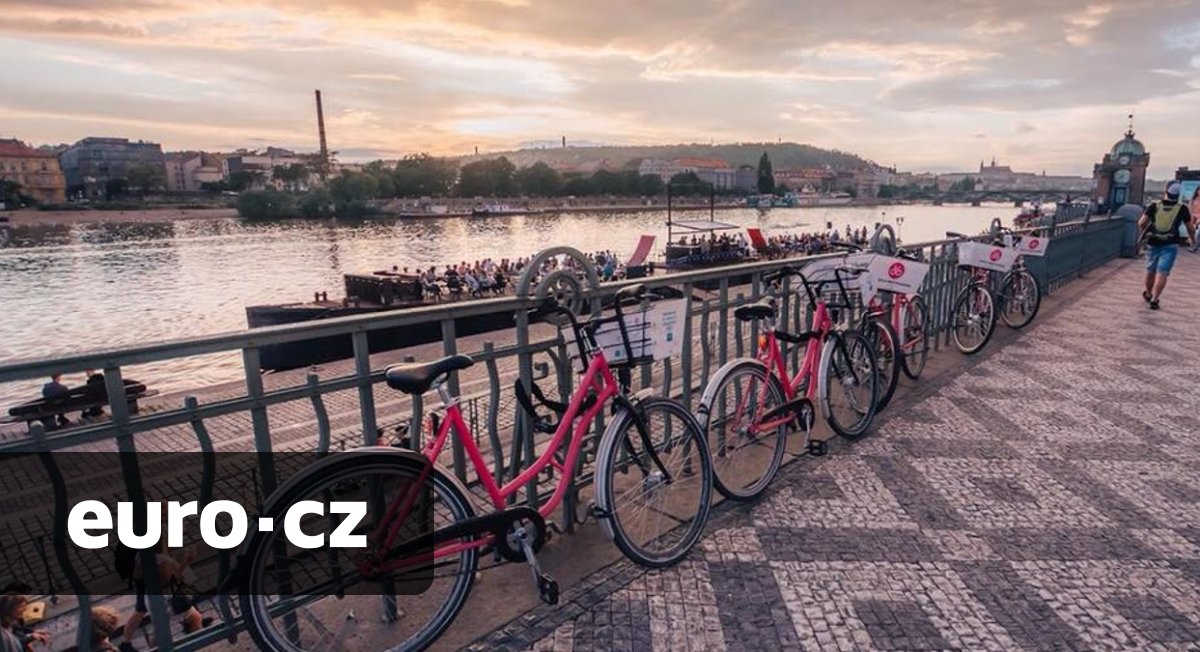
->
<box><xmin>734</xmin><ymin>298</ymin><xmax>777</xmax><ymax>322</ymax></box>
<box><xmin>386</xmin><ymin>355</ymin><xmax>474</xmax><ymax>395</ymax></box>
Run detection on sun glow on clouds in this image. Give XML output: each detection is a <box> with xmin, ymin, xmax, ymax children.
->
<box><xmin>0</xmin><ymin>0</ymin><xmax>1197</xmax><ymax>174</ymax></box>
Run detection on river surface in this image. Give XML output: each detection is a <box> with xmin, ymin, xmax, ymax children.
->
<box><xmin>0</xmin><ymin>204</ymin><xmax>1014</xmax><ymax>407</ymax></box>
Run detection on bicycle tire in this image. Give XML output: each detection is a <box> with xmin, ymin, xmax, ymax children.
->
<box><xmin>858</xmin><ymin>314</ymin><xmax>900</xmax><ymax>410</ymax></box>
<box><xmin>951</xmin><ymin>282</ymin><xmax>996</xmax><ymax>355</ymax></box>
<box><xmin>900</xmin><ymin>295</ymin><xmax>929</xmax><ymax>380</ymax></box>
<box><xmin>595</xmin><ymin>397</ymin><xmax>713</xmax><ymax>568</ymax></box>
<box><xmin>821</xmin><ymin>330</ymin><xmax>879</xmax><ymax>439</ymax></box>
<box><xmin>240</xmin><ymin>450</ymin><xmax>478</xmax><ymax>652</ymax></box>
<box><xmin>697</xmin><ymin>358</ymin><xmax>788</xmax><ymax>501</ymax></box>
<box><xmin>999</xmin><ymin>269</ymin><xmax>1041</xmax><ymax>329</ymax></box>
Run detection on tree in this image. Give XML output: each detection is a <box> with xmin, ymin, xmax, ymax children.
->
<box><xmin>104</xmin><ymin>178</ymin><xmax>129</xmax><ymax>200</ymax></box>
<box><xmin>949</xmin><ymin>176</ymin><xmax>976</xmax><ymax>193</ymax></box>
<box><xmin>592</xmin><ymin>169</ymin><xmax>626</xmax><ymax>195</ymax></box>
<box><xmin>126</xmin><ymin>163</ymin><xmax>166</xmax><ymax>195</ymax></box>
<box><xmin>756</xmin><ymin>152</ymin><xmax>775</xmax><ymax>194</ymax></box>
<box><xmin>393</xmin><ymin>153</ymin><xmax>456</xmax><ymax>197</ymax></box>
<box><xmin>299</xmin><ymin>188</ymin><xmax>334</xmax><ymax>218</ymax></box>
<box><xmin>272</xmin><ymin>163</ymin><xmax>310</xmax><ymax>193</ymax></box>
<box><xmin>668</xmin><ymin>171</ymin><xmax>707</xmax><ymax>195</ymax></box>
<box><xmin>236</xmin><ymin>189</ymin><xmax>294</xmax><ymax>219</ymax></box>
<box><xmin>515</xmin><ymin>162</ymin><xmax>563</xmax><ymax>196</ymax></box>
<box><xmin>455</xmin><ymin>156</ymin><xmax>517</xmax><ymax>197</ymax></box>
<box><xmin>639</xmin><ymin>174</ymin><xmax>664</xmax><ymax>196</ymax></box>
<box><xmin>0</xmin><ymin>179</ymin><xmax>23</xmax><ymax>207</ymax></box>
<box><xmin>561</xmin><ymin>173</ymin><xmax>593</xmax><ymax>196</ymax></box>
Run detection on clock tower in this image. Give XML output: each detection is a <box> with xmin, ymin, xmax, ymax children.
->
<box><xmin>1093</xmin><ymin>120</ymin><xmax>1149</xmax><ymax>210</ymax></box>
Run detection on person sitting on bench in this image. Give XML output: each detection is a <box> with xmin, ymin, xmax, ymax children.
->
<box><xmin>41</xmin><ymin>374</ymin><xmax>70</xmax><ymax>430</ymax></box>
<box><xmin>82</xmin><ymin>369</ymin><xmax>106</xmax><ymax>420</ymax></box>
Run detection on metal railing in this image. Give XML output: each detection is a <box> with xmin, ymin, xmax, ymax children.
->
<box><xmin>0</xmin><ymin>214</ymin><xmax>1125</xmax><ymax>651</ymax></box>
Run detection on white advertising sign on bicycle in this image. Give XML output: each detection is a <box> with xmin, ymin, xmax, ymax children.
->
<box><xmin>866</xmin><ymin>256</ymin><xmax>930</xmax><ymax>296</ymax></box>
<box><xmin>957</xmin><ymin>241</ymin><xmax>1018</xmax><ymax>273</ymax></box>
<box><xmin>1014</xmin><ymin>235</ymin><xmax>1050</xmax><ymax>257</ymax></box>
<box><xmin>570</xmin><ymin>299</ymin><xmax>687</xmax><ymax>369</ymax></box>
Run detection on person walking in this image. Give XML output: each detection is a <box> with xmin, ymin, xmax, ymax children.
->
<box><xmin>1138</xmin><ymin>182</ymin><xmax>1194</xmax><ymax>310</ymax></box>
<box><xmin>1189</xmin><ymin>185</ymin><xmax>1200</xmax><ymax>253</ymax></box>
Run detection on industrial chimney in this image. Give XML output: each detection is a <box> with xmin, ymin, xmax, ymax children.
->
<box><xmin>315</xmin><ymin>90</ymin><xmax>329</xmax><ymax>180</ymax></box>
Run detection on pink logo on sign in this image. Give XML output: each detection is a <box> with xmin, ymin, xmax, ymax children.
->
<box><xmin>989</xmin><ymin>248</ymin><xmax>1003</xmax><ymax>262</ymax></box>
<box><xmin>888</xmin><ymin>262</ymin><xmax>905</xmax><ymax>279</ymax></box>
<box><xmin>1027</xmin><ymin>238</ymin><xmax>1040</xmax><ymax>250</ymax></box>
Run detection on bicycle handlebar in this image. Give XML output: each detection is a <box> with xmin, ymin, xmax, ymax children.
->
<box><xmin>945</xmin><ymin>231</ymin><xmax>967</xmax><ymax>239</ymax></box>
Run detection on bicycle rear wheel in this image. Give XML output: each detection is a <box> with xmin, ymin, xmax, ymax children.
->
<box><xmin>999</xmin><ymin>269</ymin><xmax>1041</xmax><ymax>329</ymax></box>
<box><xmin>900</xmin><ymin>295</ymin><xmax>929</xmax><ymax>380</ymax></box>
<box><xmin>822</xmin><ymin>331</ymin><xmax>879</xmax><ymax>439</ymax></box>
<box><xmin>595</xmin><ymin>397</ymin><xmax>713</xmax><ymax>568</ymax></box>
<box><xmin>698</xmin><ymin>359</ymin><xmax>788</xmax><ymax>501</ymax></box>
<box><xmin>951</xmin><ymin>283</ymin><xmax>996</xmax><ymax>355</ymax></box>
<box><xmin>859</xmin><ymin>314</ymin><xmax>900</xmax><ymax>410</ymax></box>
<box><xmin>240</xmin><ymin>451</ymin><xmax>478</xmax><ymax>652</ymax></box>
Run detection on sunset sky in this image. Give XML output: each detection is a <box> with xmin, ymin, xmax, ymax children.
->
<box><xmin>1</xmin><ymin>0</ymin><xmax>1197</xmax><ymax>176</ymax></box>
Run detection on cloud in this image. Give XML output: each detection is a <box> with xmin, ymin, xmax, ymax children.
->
<box><xmin>0</xmin><ymin>0</ymin><xmax>1196</xmax><ymax>176</ymax></box>
<box><xmin>0</xmin><ymin>17</ymin><xmax>148</xmax><ymax>39</ymax></box>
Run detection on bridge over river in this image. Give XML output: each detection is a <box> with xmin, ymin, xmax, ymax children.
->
<box><xmin>5</xmin><ymin>214</ymin><xmax>1199</xmax><ymax>651</ymax></box>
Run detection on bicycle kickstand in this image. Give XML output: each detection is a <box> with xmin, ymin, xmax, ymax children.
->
<box><xmin>516</xmin><ymin>525</ymin><xmax>559</xmax><ymax>605</ymax></box>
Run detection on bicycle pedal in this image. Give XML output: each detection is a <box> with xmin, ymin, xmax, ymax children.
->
<box><xmin>808</xmin><ymin>439</ymin><xmax>829</xmax><ymax>457</ymax></box>
<box><xmin>537</xmin><ymin>573</ymin><xmax>559</xmax><ymax>605</ymax></box>
<box><xmin>587</xmin><ymin>502</ymin><xmax>612</xmax><ymax>520</ymax></box>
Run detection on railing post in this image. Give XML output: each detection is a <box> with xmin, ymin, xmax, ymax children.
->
<box><xmin>440</xmin><ymin>319</ymin><xmax>466</xmax><ymax>481</ymax></box>
<box><xmin>352</xmin><ymin>331</ymin><xmax>378</xmax><ymax>447</ymax></box>
<box><xmin>104</xmin><ymin>366</ymin><xmax>174</xmax><ymax>650</ymax></box>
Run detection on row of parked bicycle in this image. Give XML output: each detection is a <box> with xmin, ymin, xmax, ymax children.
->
<box><xmin>232</xmin><ymin>226</ymin><xmax>1045</xmax><ymax>652</ymax></box>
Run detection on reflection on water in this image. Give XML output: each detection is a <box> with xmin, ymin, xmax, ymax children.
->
<box><xmin>0</xmin><ymin>204</ymin><xmax>1011</xmax><ymax>406</ymax></box>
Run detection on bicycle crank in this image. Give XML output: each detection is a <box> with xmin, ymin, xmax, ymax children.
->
<box><xmin>514</xmin><ymin>525</ymin><xmax>559</xmax><ymax>606</ymax></box>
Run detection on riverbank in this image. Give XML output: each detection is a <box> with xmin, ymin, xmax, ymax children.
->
<box><xmin>3</xmin><ymin>198</ymin><xmax>903</xmax><ymax>226</ymax></box>
<box><xmin>4</xmin><ymin>207</ymin><xmax>239</xmax><ymax>226</ymax></box>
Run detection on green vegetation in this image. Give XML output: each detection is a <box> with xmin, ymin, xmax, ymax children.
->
<box><xmin>757</xmin><ymin>152</ymin><xmax>775</xmax><ymax>194</ymax></box>
<box><xmin>468</xmin><ymin>142</ymin><xmax>874</xmax><ymax>171</ymax></box>
<box><xmin>0</xmin><ymin>179</ymin><xmax>28</xmax><ymax>208</ymax></box>
<box><xmin>236</xmin><ymin>189</ymin><xmax>294</xmax><ymax>219</ymax></box>
<box><xmin>126</xmin><ymin>163</ymin><xmax>167</xmax><ymax>195</ymax></box>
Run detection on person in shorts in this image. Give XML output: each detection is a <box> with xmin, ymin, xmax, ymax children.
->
<box><xmin>1138</xmin><ymin>182</ymin><xmax>1194</xmax><ymax>309</ymax></box>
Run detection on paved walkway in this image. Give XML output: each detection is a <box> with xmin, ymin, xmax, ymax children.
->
<box><xmin>463</xmin><ymin>252</ymin><xmax>1200</xmax><ymax>651</ymax></box>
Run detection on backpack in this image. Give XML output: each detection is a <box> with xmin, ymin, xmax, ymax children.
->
<box><xmin>114</xmin><ymin>543</ymin><xmax>137</xmax><ymax>587</ymax></box>
<box><xmin>1146</xmin><ymin>201</ymin><xmax>1187</xmax><ymax>245</ymax></box>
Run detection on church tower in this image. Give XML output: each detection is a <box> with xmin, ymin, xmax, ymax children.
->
<box><xmin>1092</xmin><ymin>116</ymin><xmax>1150</xmax><ymax>209</ymax></box>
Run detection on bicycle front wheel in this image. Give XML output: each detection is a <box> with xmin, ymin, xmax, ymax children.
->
<box><xmin>595</xmin><ymin>397</ymin><xmax>713</xmax><ymax>568</ymax></box>
<box><xmin>698</xmin><ymin>359</ymin><xmax>788</xmax><ymax>501</ymax></box>
<box><xmin>240</xmin><ymin>451</ymin><xmax>478</xmax><ymax>652</ymax></box>
<box><xmin>859</xmin><ymin>314</ymin><xmax>900</xmax><ymax>410</ymax></box>
<box><xmin>900</xmin><ymin>295</ymin><xmax>929</xmax><ymax>380</ymax></box>
<box><xmin>952</xmin><ymin>283</ymin><xmax>996</xmax><ymax>354</ymax></box>
<box><xmin>821</xmin><ymin>331</ymin><xmax>879</xmax><ymax>439</ymax></box>
<box><xmin>999</xmin><ymin>269</ymin><xmax>1041</xmax><ymax>329</ymax></box>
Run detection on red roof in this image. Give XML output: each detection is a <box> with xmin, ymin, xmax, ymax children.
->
<box><xmin>0</xmin><ymin>139</ymin><xmax>53</xmax><ymax>158</ymax></box>
<box><xmin>674</xmin><ymin>157</ymin><xmax>732</xmax><ymax>169</ymax></box>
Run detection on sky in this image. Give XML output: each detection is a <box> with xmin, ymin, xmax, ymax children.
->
<box><xmin>0</xmin><ymin>0</ymin><xmax>1198</xmax><ymax>177</ymax></box>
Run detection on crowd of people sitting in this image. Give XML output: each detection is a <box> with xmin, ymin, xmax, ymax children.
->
<box><xmin>763</xmin><ymin>225</ymin><xmax>872</xmax><ymax>256</ymax></box>
<box><xmin>381</xmin><ymin>224</ymin><xmax>874</xmax><ymax>303</ymax></box>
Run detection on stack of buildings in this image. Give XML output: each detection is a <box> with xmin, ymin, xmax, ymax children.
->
<box><xmin>0</xmin><ymin>139</ymin><xmax>67</xmax><ymax>204</ymax></box>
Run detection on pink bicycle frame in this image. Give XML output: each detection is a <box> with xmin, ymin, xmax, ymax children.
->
<box><xmin>375</xmin><ymin>350</ymin><xmax>621</xmax><ymax>570</ymax></box>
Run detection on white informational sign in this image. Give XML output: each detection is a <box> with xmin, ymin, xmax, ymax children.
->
<box><xmin>568</xmin><ymin>299</ymin><xmax>688</xmax><ymax>370</ymax></box>
<box><xmin>797</xmin><ymin>253</ymin><xmax>879</xmax><ymax>304</ymax></box>
<box><xmin>957</xmin><ymin>241</ymin><xmax>1018</xmax><ymax>273</ymax></box>
<box><xmin>1014</xmin><ymin>235</ymin><xmax>1050</xmax><ymax>257</ymax></box>
<box><xmin>866</xmin><ymin>255</ymin><xmax>930</xmax><ymax>296</ymax></box>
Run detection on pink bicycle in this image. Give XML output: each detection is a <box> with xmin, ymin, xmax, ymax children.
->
<box><xmin>239</xmin><ymin>284</ymin><xmax>713</xmax><ymax>652</ymax></box>
<box><xmin>697</xmin><ymin>265</ymin><xmax>879</xmax><ymax>501</ymax></box>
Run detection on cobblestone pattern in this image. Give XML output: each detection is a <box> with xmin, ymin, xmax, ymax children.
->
<box><xmin>464</xmin><ymin>253</ymin><xmax>1200</xmax><ymax>650</ymax></box>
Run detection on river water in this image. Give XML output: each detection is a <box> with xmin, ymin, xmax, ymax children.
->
<box><xmin>0</xmin><ymin>203</ymin><xmax>1013</xmax><ymax>407</ymax></box>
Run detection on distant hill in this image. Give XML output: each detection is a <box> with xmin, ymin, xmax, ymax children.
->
<box><xmin>463</xmin><ymin>142</ymin><xmax>875</xmax><ymax>171</ymax></box>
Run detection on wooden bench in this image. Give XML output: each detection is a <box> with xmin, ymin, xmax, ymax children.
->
<box><xmin>3</xmin><ymin>380</ymin><xmax>159</xmax><ymax>430</ymax></box>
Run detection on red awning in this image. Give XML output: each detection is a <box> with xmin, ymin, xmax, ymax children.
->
<box><xmin>746</xmin><ymin>227</ymin><xmax>769</xmax><ymax>251</ymax></box>
<box><xmin>627</xmin><ymin>234</ymin><xmax>656</xmax><ymax>267</ymax></box>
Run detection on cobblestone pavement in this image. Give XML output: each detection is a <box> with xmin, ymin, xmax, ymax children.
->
<box><xmin>464</xmin><ymin>252</ymin><xmax>1200</xmax><ymax>651</ymax></box>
